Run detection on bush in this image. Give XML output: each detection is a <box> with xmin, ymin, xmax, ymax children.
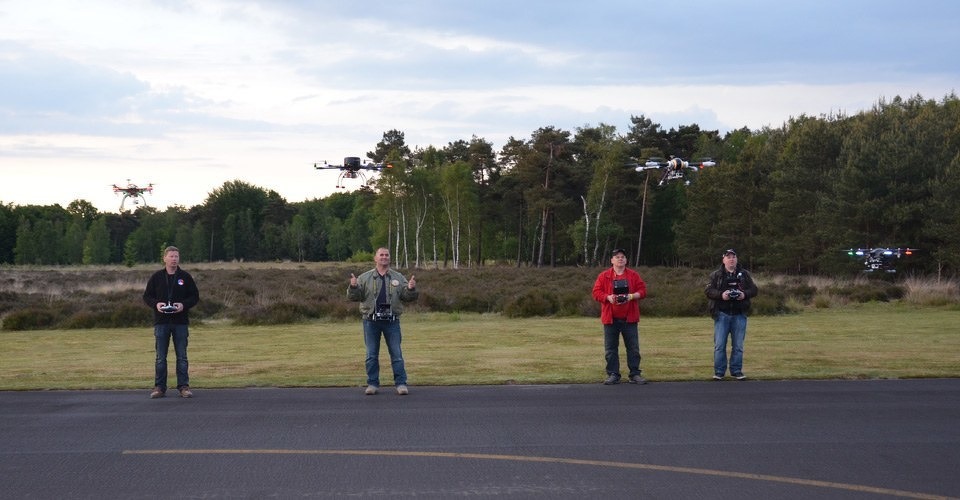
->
<box><xmin>348</xmin><ymin>251</ymin><xmax>373</xmax><ymax>263</ymax></box>
<box><xmin>235</xmin><ymin>303</ymin><xmax>306</xmax><ymax>325</ymax></box>
<box><xmin>0</xmin><ymin>291</ymin><xmax>20</xmax><ymax>315</ymax></box>
<box><xmin>2</xmin><ymin>308</ymin><xmax>56</xmax><ymax>331</ymax></box>
<box><xmin>111</xmin><ymin>303</ymin><xmax>153</xmax><ymax>328</ymax></box>
<box><xmin>1</xmin><ymin>264</ymin><xmax>956</xmax><ymax>329</ymax></box>
<box><xmin>62</xmin><ymin>311</ymin><xmax>113</xmax><ymax>329</ymax></box>
<box><xmin>503</xmin><ymin>290</ymin><xmax>558</xmax><ymax>317</ymax></box>
<box><xmin>833</xmin><ymin>282</ymin><xmax>904</xmax><ymax>303</ymax></box>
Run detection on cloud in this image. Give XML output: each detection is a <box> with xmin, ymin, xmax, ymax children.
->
<box><xmin>1</xmin><ymin>0</ymin><xmax>959</xmax><ymax>212</ymax></box>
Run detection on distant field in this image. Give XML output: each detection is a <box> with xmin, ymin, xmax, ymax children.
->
<box><xmin>1</xmin><ymin>303</ymin><xmax>957</xmax><ymax>391</ymax></box>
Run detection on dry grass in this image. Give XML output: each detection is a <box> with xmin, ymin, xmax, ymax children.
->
<box><xmin>901</xmin><ymin>275</ymin><xmax>960</xmax><ymax>306</ymax></box>
<box><xmin>1</xmin><ymin>303</ymin><xmax>957</xmax><ymax>390</ymax></box>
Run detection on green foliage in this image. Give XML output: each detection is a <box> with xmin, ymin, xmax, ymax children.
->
<box><xmin>2</xmin><ymin>95</ymin><xmax>959</xmax><ymax>276</ymax></box>
<box><xmin>348</xmin><ymin>250</ymin><xmax>373</xmax><ymax>263</ymax></box>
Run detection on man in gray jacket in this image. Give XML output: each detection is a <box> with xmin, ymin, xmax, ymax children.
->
<box><xmin>348</xmin><ymin>247</ymin><xmax>418</xmax><ymax>395</ymax></box>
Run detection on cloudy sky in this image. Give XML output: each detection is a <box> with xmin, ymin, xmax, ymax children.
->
<box><xmin>1</xmin><ymin>0</ymin><xmax>957</xmax><ymax>212</ymax></box>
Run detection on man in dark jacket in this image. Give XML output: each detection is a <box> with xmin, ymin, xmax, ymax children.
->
<box><xmin>143</xmin><ymin>246</ymin><xmax>200</xmax><ymax>398</ymax></box>
<box><xmin>704</xmin><ymin>249</ymin><xmax>758</xmax><ymax>381</ymax></box>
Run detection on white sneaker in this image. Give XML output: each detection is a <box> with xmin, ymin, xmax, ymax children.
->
<box><xmin>364</xmin><ymin>385</ymin><xmax>378</xmax><ymax>395</ymax></box>
<box><xmin>396</xmin><ymin>385</ymin><xmax>409</xmax><ymax>395</ymax></box>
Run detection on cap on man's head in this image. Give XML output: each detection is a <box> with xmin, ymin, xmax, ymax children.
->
<box><xmin>611</xmin><ymin>248</ymin><xmax>627</xmax><ymax>257</ymax></box>
<box><xmin>723</xmin><ymin>248</ymin><xmax>737</xmax><ymax>257</ymax></box>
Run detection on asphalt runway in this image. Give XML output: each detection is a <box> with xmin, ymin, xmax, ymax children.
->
<box><xmin>1</xmin><ymin>379</ymin><xmax>958</xmax><ymax>499</ymax></box>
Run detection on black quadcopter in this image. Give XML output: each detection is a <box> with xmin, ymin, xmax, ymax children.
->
<box><xmin>844</xmin><ymin>247</ymin><xmax>917</xmax><ymax>273</ymax></box>
<box><xmin>313</xmin><ymin>157</ymin><xmax>393</xmax><ymax>188</ymax></box>
<box><xmin>629</xmin><ymin>156</ymin><xmax>717</xmax><ymax>186</ymax></box>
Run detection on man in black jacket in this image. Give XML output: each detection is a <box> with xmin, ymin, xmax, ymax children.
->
<box><xmin>704</xmin><ymin>249</ymin><xmax>758</xmax><ymax>381</ymax></box>
<box><xmin>143</xmin><ymin>246</ymin><xmax>200</xmax><ymax>398</ymax></box>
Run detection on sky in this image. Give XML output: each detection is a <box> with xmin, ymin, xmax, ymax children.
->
<box><xmin>1</xmin><ymin>0</ymin><xmax>958</xmax><ymax>213</ymax></box>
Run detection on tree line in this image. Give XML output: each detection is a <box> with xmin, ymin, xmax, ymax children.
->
<box><xmin>2</xmin><ymin>93</ymin><xmax>958</xmax><ymax>277</ymax></box>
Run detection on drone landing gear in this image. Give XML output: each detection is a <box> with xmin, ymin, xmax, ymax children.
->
<box><xmin>659</xmin><ymin>170</ymin><xmax>685</xmax><ymax>186</ymax></box>
<box><xmin>336</xmin><ymin>171</ymin><xmax>369</xmax><ymax>189</ymax></box>
<box><xmin>119</xmin><ymin>195</ymin><xmax>147</xmax><ymax>212</ymax></box>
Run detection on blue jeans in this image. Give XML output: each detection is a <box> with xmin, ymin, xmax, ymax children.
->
<box><xmin>363</xmin><ymin>319</ymin><xmax>406</xmax><ymax>386</ymax></box>
<box><xmin>603</xmin><ymin>320</ymin><xmax>641</xmax><ymax>377</ymax></box>
<box><xmin>155</xmin><ymin>324</ymin><xmax>189</xmax><ymax>390</ymax></box>
<box><xmin>714</xmin><ymin>312</ymin><xmax>747</xmax><ymax>376</ymax></box>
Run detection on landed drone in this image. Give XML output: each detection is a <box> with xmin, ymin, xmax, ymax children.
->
<box><xmin>629</xmin><ymin>156</ymin><xmax>717</xmax><ymax>186</ymax></box>
<box><xmin>313</xmin><ymin>157</ymin><xmax>393</xmax><ymax>188</ymax></box>
<box><xmin>845</xmin><ymin>247</ymin><xmax>917</xmax><ymax>273</ymax></box>
<box><xmin>112</xmin><ymin>180</ymin><xmax>153</xmax><ymax>211</ymax></box>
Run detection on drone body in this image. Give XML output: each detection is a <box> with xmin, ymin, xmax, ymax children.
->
<box><xmin>845</xmin><ymin>247</ymin><xmax>916</xmax><ymax>273</ymax></box>
<box><xmin>111</xmin><ymin>180</ymin><xmax>153</xmax><ymax>211</ymax></box>
<box><xmin>314</xmin><ymin>156</ymin><xmax>393</xmax><ymax>188</ymax></box>
<box><xmin>630</xmin><ymin>156</ymin><xmax>717</xmax><ymax>186</ymax></box>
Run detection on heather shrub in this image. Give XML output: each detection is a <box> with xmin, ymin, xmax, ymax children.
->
<box><xmin>111</xmin><ymin>303</ymin><xmax>153</xmax><ymax>328</ymax></box>
<box><xmin>1</xmin><ymin>263</ymin><xmax>956</xmax><ymax>329</ymax></box>
<box><xmin>831</xmin><ymin>281</ymin><xmax>904</xmax><ymax>303</ymax></box>
<box><xmin>235</xmin><ymin>302</ymin><xmax>312</xmax><ymax>325</ymax></box>
<box><xmin>62</xmin><ymin>311</ymin><xmax>114</xmax><ymax>329</ymax></box>
<box><xmin>3</xmin><ymin>308</ymin><xmax>56</xmax><ymax>331</ymax></box>
<box><xmin>503</xmin><ymin>290</ymin><xmax>558</xmax><ymax>317</ymax></box>
<box><xmin>0</xmin><ymin>291</ymin><xmax>19</xmax><ymax>314</ymax></box>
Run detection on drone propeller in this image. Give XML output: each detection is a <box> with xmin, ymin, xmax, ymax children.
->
<box><xmin>626</xmin><ymin>158</ymin><xmax>667</xmax><ymax>172</ymax></box>
<box><xmin>314</xmin><ymin>157</ymin><xmax>395</xmax><ymax>171</ymax></box>
<box><xmin>690</xmin><ymin>158</ymin><xmax>717</xmax><ymax>169</ymax></box>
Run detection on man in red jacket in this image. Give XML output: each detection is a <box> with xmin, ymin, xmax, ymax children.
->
<box><xmin>591</xmin><ymin>248</ymin><xmax>648</xmax><ymax>385</ymax></box>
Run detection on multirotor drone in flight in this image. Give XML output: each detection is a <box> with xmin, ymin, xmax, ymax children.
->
<box><xmin>845</xmin><ymin>247</ymin><xmax>917</xmax><ymax>273</ymax></box>
<box><xmin>313</xmin><ymin>157</ymin><xmax>393</xmax><ymax>188</ymax></box>
<box><xmin>630</xmin><ymin>156</ymin><xmax>717</xmax><ymax>186</ymax></box>
<box><xmin>112</xmin><ymin>180</ymin><xmax>153</xmax><ymax>211</ymax></box>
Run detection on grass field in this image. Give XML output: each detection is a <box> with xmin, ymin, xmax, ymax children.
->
<box><xmin>1</xmin><ymin>303</ymin><xmax>957</xmax><ymax>391</ymax></box>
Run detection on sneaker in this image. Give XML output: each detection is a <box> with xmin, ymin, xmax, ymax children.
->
<box><xmin>712</xmin><ymin>375</ymin><xmax>723</xmax><ymax>381</ymax></box>
<box><xmin>364</xmin><ymin>385</ymin><xmax>378</xmax><ymax>395</ymax></box>
<box><xmin>396</xmin><ymin>385</ymin><xmax>409</xmax><ymax>395</ymax></box>
<box><xmin>603</xmin><ymin>374</ymin><xmax>621</xmax><ymax>385</ymax></box>
<box><xmin>628</xmin><ymin>375</ymin><xmax>648</xmax><ymax>385</ymax></box>
<box><xmin>178</xmin><ymin>387</ymin><xmax>193</xmax><ymax>398</ymax></box>
<box><xmin>733</xmin><ymin>373</ymin><xmax>747</xmax><ymax>381</ymax></box>
<box><xmin>149</xmin><ymin>387</ymin><xmax>165</xmax><ymax>399</ymax></box>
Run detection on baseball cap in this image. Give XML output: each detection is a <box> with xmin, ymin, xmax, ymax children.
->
<box><xmin>611</xmin><ymin>248</ymin><xmax>627</xmax><ymax>257</ymax></box>
<box><xmin>723</xmin><ymin>248</ymin><xmax>737</xmax><ymax>256</ymax></box>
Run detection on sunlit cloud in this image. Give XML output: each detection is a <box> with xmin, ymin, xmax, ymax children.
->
<box><xmin>1</xmin><ymin>0</ymin><xmax>958</xmax><ymax>212</ymax></box>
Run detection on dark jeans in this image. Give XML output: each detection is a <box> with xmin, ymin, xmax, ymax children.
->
<box><xmin>154</xmin><ymin>324</ymin><xmax>189</xmax><ymax>390</ymax></box>
<box><xmin>603</xmin><ymin>319</ymin><xmax>641</xmax><ymax>377</ymax></box>
<box><xmin>363</xmin><ymin>319</ymin><xmax>406</xmax><ymax>387</ymax></box>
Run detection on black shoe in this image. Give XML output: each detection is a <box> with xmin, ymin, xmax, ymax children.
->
<box><xmin>603</xmin><ymin>374</ymin><xmax>621</xmax><ymax>385</ymax></box>
<box><xmin>733</xmin><ymin>373</ymin><xmax>747</xmax><ymax>381</ymax></box>
<box><xmin>628</xmin><ymin>375</ymin><xmax>648</xmax><ymax>385</ymax></box>
<box><xmin>712</xmin><ymin>374</ymin><xmax>724</xmax><ymax>381</ymax></box>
